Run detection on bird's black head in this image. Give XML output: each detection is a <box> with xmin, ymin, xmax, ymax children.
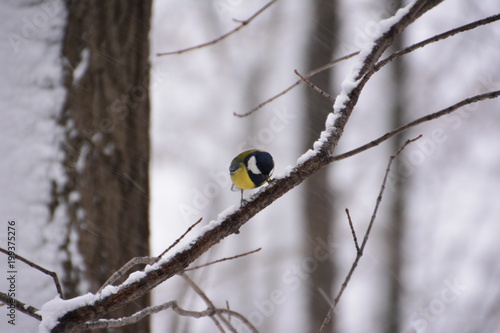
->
<box><xmin>245</xmin><ymin>151</ymin><xmax>274</xmax><ymax>187</ymax></box>
<box><xmin>255</xmin><ymin>151</ymin><xmax>274</xmax><ymax>176</ymax></box>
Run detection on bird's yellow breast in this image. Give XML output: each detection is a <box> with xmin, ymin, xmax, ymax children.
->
<box><xmin>230</xmin><ymin>165</ymin><xmax>257</xmax><ymax>190</ymax></box>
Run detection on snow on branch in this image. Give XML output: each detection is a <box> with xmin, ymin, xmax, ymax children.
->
<box><xmin>39</xmin><ymin>2</ymin><xmax>451</xmax><ymax>332</ymax></box>
<box><xmin>4</xmin><ymin>0</ymin><xmax>497</xmax><ymax>331</ymax></box>
<box><xmin>81</xmin><ymin>272</ymin><xmax>258</xmax><ymax>332</ymax></box>
<box><xmin>237</xmin><ymin>11</ymin><xmax>500</xmax><ymax>117</ymax></box>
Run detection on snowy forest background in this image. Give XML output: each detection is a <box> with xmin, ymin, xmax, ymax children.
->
<box><xmin>1</xmin><ymin>0</ymin><xmax>500</xmax><ymax>332</ymax></box>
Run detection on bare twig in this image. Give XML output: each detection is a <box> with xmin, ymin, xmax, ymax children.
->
<box><xmin>98</xmin><ymin>217</ymin><xmax>204</xmax><ymax>292</ymax></box>
<box><xmin>184</xmin><ymin>248</ymin><xmax>262</xmax><ymax>272</ymax></box>
<box><xmin>180</xmin><ymin>272</ymin><xmax>239</xmax><ymax>333</ymax></box>
<box><xmin>331</xmin><ymin>90</ymin><xmax>500</xmax><ymax>163</ymax></box>
<box><xmin>235</xmin><ymin>51</ymin><xmax>359</xmax><ymax>117</ymax></box>
<box><xmin>89</xmin><ymin>274</ymin><xmax>258</xmax><ymax>331</ymax></box>
<box><xmin>237</xmin><ymin>13</ymin><xmax>500</xmax><ymax>118</ymax></box>
<box><xmin>82</xmin><ymin>300</ymin><xmax>254</xmax><ymax>330</ymax></box>
<box><xmin>226</xmin><ymin>300</ymin><xmax>232</xmax><ymax>325</ymax></box>
<box><xmin>155</xmin><ymin>217</ymin><xmax>203</xmax><ymax>263</ymax></box>
<box><xmin>157</xmin><ymin>0</ymin><xmax>277</xmax><ymax>56</ymax></box>
<box><xmin>375</xmin><ymin>13</ymin><xmax>500</xmax><ymax>71</ymax></box>
<box><xmin>0</xmin><ymin>292</ymin><xmax>41</xmax><ymax>321</ymax></box>
<box><xmin>98</xmin><ymin>218</ymin><xmax>203</xmax><ymax>292</ymax></box>
<box><xmin>345</xmin><ymin>209</ymin><xmax>360</xmax><ymax>253</ymax></box>
<box><xmin>318</xmin><ymin>136</ymin><xmax>422</xmax><ymax>333</ymax></box>
<box><xmin>294</xmin><ymin>70</ymin><xmax>336</xmax><ymax>102</ymax></box>
<box><xmin>97</xmin><ymin>257</ymin><xmax>156</xmax><ymax>294</ymax></box>
<box><xmin>0</xmin><ymin>247</ymin><xmax>64</xmax><ymax>298</ymax></box>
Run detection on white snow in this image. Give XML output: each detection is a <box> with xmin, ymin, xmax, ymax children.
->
<box><xmin>0</xmin><ymin>1</ymin><xmax>494</xmax><ymax>333</ymax></box>
<box><xmin>298</xmin><ymin>0</ymin><xmax>418</xmax><ymax>168</ymax></box>
<box><xmin>38</xmin><ymin>293</ymin><xmax>94</xmax><ymax>333</ymax></box>
<box><xmin>0</xmin><ymin>1</ymin><xmax>67</xmax><ymax>332</ymax></box>
<box><xmin>72</xmin><ymin>48</ymin><xmax>89</xmax><ymax>86</ymax></box>
<box><xmin>150</xmin><ymin>1</ymin><xmax>500</xmax><ymax>332</ymax></box>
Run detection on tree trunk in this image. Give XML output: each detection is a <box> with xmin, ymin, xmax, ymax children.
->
<box><xmin>54</xmin><ymin>1</ymin><xmax>152</xmax><ymax>332</ymax></box>
<box><xmin>385</xmin><ymin>1</ymin><xmax>407</xmax><ymax>332</ymax></box>
<box><xmin>303</xmin><ymin>1</ymin><xmax>338</xmax><ymax>332</ymax></box>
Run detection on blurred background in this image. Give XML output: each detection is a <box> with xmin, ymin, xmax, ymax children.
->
<box><xmin>150</xmin><ymin>1</ymin><xmax>500</xmax><ymax>332</ymax></box>
<box><xmin>1</xmin><ymin>0</ymin><xmax>500</xmax><ymax>332</ymax></box>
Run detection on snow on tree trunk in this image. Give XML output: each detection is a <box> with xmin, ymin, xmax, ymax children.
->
<box><xmin>53</xmin><ymin>2</ymin><xmax>152</xmax><ymax>333</ymax></box>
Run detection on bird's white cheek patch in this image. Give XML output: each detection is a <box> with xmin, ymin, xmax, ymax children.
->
<box><xmin>247</xmin><ymin>156</ymin><xmax>261</xmax><ymax>174</ymax></box>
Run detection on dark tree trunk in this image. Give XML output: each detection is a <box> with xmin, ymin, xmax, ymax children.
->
<box><xmin>303</xmin><ymin>1</ymin><xmax>338</xmax><ymax>332</ymax></box>
<box><xmin>54</xmin><ymin>1</ymin><xmax>152</xmax><ymax>332</ymax></box>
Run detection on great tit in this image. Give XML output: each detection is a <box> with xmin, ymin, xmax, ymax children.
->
<box><xmin>229</xmin><ymin>149</ymin><xmax>274</xmax><ymax>206</ymax></box>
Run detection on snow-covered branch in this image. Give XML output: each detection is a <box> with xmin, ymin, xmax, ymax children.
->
<box><xmin>81</xmin><ymin>273</ymin><xmax>257</xmax><ymax>333</ymax></box>
<box><xmin>38</xmin><ymin>1</ymin><xmax>451</xmax><ymax>332</ymax></box>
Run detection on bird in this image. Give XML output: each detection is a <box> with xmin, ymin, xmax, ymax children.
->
<box><xmin>229</xmin><ymin>149</ymin><xmax>274</xmax><ymax>206</ymax></box>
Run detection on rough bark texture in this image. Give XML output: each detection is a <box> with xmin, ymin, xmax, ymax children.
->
<box><xmin>54</xmin><ymin>1</ymin><xmax>152</xmax><ymax>332</ymax></box>
<box><xmin>303</xmin><ymin>1</ymin><xmax>338</xmax><ymax>332</ymax></box>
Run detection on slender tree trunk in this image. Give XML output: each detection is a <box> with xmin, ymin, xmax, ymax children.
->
<box><xmin>303</xmin><ymin>1</ymin><xmax>338</xmax><ymax>332</ymax></box>
<box><xmin>386</xmin><ymin>1</ymin><xmax>407</xmax><ymax>332</ymax></box>
<box><xmin>53</xmin><ymin>1</ymin><xmax>152</xmax><ymax>332</ymax></box>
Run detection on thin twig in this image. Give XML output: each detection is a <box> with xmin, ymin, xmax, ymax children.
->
<box><xmin>180</xmin><ymin>272</ymin><xmax>238</xmax><ymax>333</ymax></box>
<box><xmin>0</xmin><ymin>292</ymin><xmax>41</xmax><ymax>321</ymax></box>
<box><xmin>98</xmin><ymin>217</ymin><xmax>204</xmax><ymax>292</ymax></box>
<box><xmin>226</xmin><ymin>300</ymin><xmax>232</xmax><ymax>325</ymax></box>
<box><xmin>0</xmin><ymin>247</ymin><xmax>64</xmax><ymax>298</ymax></box>
<box><xmin>237</xmin><ymin>13</ymin><xmax>500</xmax><ymax>118</ymax></box>
<box><xmin>155</xmin><ymin>217</ymin><xmax>203</xmax><ymax>263</ymax></box>
<box><xmin>331</xmin><ymin>90</ymin><xmax>500</xmax><ymax>162</ymax></box>
<box><xmin>82</xmin><ymin>299</ymin><xmax>255</xmax><ymax>330</ymax></box>
<box><xmin>235</xmin><ymin>51</ymin><xmax>359</xmax><ymax>117</ymax></box>
<box><xmin>345</xmin><ymin>209</ymin><xmax>360</xmax><ymax>253</ymax></box>
<box><xmin>97</xmin><ymin>257</ymin><xmax>155</xmax><ymax>294</ymax></box>
<box><xmin>294</xmin><ymin>70</ymin><xmax>336</xmax><ymax>102</ymax></box>
<box><xmin>318</xmin><ymin>136</ymin><xmax>421</xmax><ymax>333</ymax></box>
<box><xmin>184</xmin><ymin>248</ymin><xmax>262</xmax><ymax>272</ymax></box>
<box><xmin>375</xmin><ymin>13</ymin><xmax>500</xmax><ymax>71</ymax></box>
<box><xmin>157</xmin><ymin>0</ymin><xmax>277</xmax><ymax>56</ymax></box>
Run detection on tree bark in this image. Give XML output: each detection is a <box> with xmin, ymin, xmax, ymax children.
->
<box><xmin>303</xmin><ymin>1</ymin><xmax>338</xmax><ymax>332</ymax></box>
<box><xmin>54</xmin><ymin>1</ymin><xmax>152</xmax><ymax>332</ymax></box>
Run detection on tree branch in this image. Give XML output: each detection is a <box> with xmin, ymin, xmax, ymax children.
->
<box><xmin>238</xmin><ymin>12</ymin><xmax>499</xmax><ymax>117</ymax></box>
<box><xmin>318</xmin><ymin>136</ymin><xmax>422</xmax><ymax>333</ymax></box>
<box><xmin>331</xmin><ymin>90</ymin><xmax>500</xmax><ymax>162</ymax></box>
<box><xmin>180</xmin><ymin>272</ymin><xmax>237</xmax><ymax>333</ymax></box>
<box><xmin>48</xmin><ymin>2</ymin><xmax>483</xmax><ymax>332</ymax></box>
<box><xmin>155</xmin><ymin>217</ymin><xmax>203</xmax><ymax>263</ymax></box>
<box><xmin>156</xmin><ymin>0</ymin><xmax>277</xmax><ymax>56</ymax></box>
<box><xmin>82</xmin><ymin>300</ymin><xmax>253</xmax><ymax>331</ymax></box>
<box><xmin>234</xmin><ymin>51</ymin><xmax>358</xmax><ymax>117</ymax></box>
<box><xmin>294</xmin><ymin>69</ymin><xmax>336</xmax><ymax>102</ymax></box>
<box><xmin>184</xmin><ymin>248</ymin><xmax>262</xmax><ymax>272</ymax></box>
<box><xmin>0</xmin><ymin>247</ymin><xmax>64</xmax><ymax>298</ymax></box>
<box><xmin>375</xmin><ymin>13</ymin><xmax>500</xmax><ymax>71</ymax></box>
<box><xmin>0</xmin><ymin>292</ymin><xmax>41</xmax><ymax>321</ymax></box>
<box><xmin>97</xmin><ymin>257</ymin><xmax>156</xmax><ymax>294</ymax></box>
<box><xmin>345</xmin><ymin>209</ymin><xmax>360</xmax><ymax>253</ymax></box>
